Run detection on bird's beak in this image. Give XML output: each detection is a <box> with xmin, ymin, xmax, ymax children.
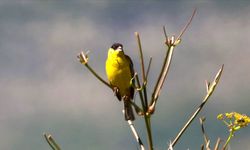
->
<box><xmin>117</xmin><ymin>46</ymin><xmax>123</xmax><ymax>52</ymax></box>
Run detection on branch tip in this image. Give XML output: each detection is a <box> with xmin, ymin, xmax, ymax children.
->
<box><xmin>176</xmin><ymin>8</ymin><xmax>197</xmax><ymax>41</ymax></box>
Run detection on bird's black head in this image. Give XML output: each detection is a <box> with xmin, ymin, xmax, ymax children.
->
<box><xmin>111</xmin><ymin>43</ymin><xmax>123</xmax><ymax>50</ymax></box>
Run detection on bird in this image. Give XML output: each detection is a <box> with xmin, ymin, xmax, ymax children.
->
<box><xmin>105</xmin><ymin>43</ymin><xmax>135</xmax><ymax>121</ymax></box>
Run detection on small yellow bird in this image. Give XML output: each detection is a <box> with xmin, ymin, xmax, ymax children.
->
<box><xmin>106</xmin><ymin>43</ymin><xmax>135</xmax><ymax>121</ymax></box>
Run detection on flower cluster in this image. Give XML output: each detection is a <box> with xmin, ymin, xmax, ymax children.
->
<box><xmin>217</xmin><ymin>112</ymin><xmax>250</xmax><ymax>148</ymax></box>
<box><xmin>217</xmin><ymin>112</ymin><xmax>250</xmax><ymax>129</ymax></box>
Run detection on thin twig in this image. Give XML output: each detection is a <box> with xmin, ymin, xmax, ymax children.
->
<box><xmin>149</xmin><ymin>45</ymin><xmax>175</xmax><ymax>113</ymax></box>
<box><xmin>199</xmin><ymin>117</ymin><xmax>209</xmax><ymax>145</ymax></box>
<box><xmin>135</xmin><ymin>74</ymin><xmax>154</xmax><ymax>150</ymax></box>
<box><xmin>145</xmin><ymin>57</ymin><xmax>152</xmax><ymax>80</ymax></box>
<box><xmin>135</xmin><ymin>32</ymin><xmax>149</xmax><ymax>109</ymax></box>
<box><xmin>201</xmin><ymin>145</ymin><xmax>205</xmax><ymax>150</ymax></box>
<box><xmin>163</xmin><ymin>26</ymin><xmax>168</xmax><ymax>40</ymax></box>
<box><xmin>122</xmin><ymin>110</ymin><xmax>145</xmax><ymax>150</ymax></box>
<box><xmin>206</xmin><ymin>140</ymin><xmax>211</xmax><ymax>150</ymax></box>
<box><xmin>44</xmin><ymin>134</ymin><xmax>56</xmax><ymax>150</ymax></box>
<box><xmin>167</xmin><ymin>141</ymin><xmax>174</xmax><ymax>150</ymax></box>
<box><xmin>176</xmin><ymin>8</ymin><xmax>197</xmax><ymax>41</ymax></box>
<box><xmin>127</xmin><ymin>119</ymin><xmax>145</xmax><ymax>150</ymax></box>
<box><xmin>130</xmin><ymin>101</ymin><xmax>144</xmax><ymax>116</ymax></box>
<box><xmin>135</xmin><ymin>32</ymin><xmax>154</xmax><ymax>150</ymax></box>
<box><xmin>199</xmin><ymin>117</ymin><xmax>213</xmax><ymax>150</ymax></box>
<box><xmin>149</xmin><ymin>9</ymin><xmax>197</xmax><ymax>112</ymax></box>
<box><xmin>214</xmin><ymin>138</ymin><xmax>221</xmax><ymax>150</ymax></box>
<box><xmin>156</xmin><ymin>45</ymin><xmax>175</xmax><ymax>98</ymax></box>
<box><xmin>43</xmin><ymin>133</ymin><xmax>61</xmax><ymax>150</ymax></box>
<box><xmin>171</xmin><ymin>65</ymin><xmax>224</xmax><ymax>147</ymax></box>
<box><xmin>135</xmin><ymin>73</ymin><xmax>146</xmax><ymax>110</ymax></box>
<box><xmin>78</xmin><ymin>52</ymin><xmax>112</xmax><ymax>89</ymax></box>
<box><xmin>135</xmin><ymin>32</ymin><xmax>146</xmax><ymax>82</ymax></box>
<box><xmin>85</xmin><ymin>64</ymin><xmax>112</xmax><ymax>89</ymax></box>
<box><xmin>223</xmin><ymin>130</ymin><xmax>233</xmax><ymax>150</ymax></box>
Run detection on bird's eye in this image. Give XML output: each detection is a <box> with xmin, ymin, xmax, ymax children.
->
<box><xmin>111</xmin><ymin>43</ymin><xmax>123</xmax><ymax>50</ymax></box>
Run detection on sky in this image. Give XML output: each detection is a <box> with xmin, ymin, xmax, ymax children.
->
<box><xmin>1</xmin><ymin>0</ymin><xmax>250</xmax><ymax>150</ymax></box>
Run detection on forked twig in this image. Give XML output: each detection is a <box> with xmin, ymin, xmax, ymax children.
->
<box><xmin>199</xmin><ymin>117</ymin><xmax>209</xmax><ymax>145</ymax></box>
<box><xmin>171</xmin><ymin>65</ymin><xmax>224</xmax><ymax>147</ymax></box>
<box><xmin>135</xmin><ymin>32</ymin><xmax>154</xmax><ymax>150</ymax></box>
<box><xmin>78</xmin><ymin>52</ymin><xmax>112</xmax><ymax>89</ymax></box>
<box><xmin>176</xmin><ymin>8</ymin><xmax>197</xmax><ymax>41</ymax></box>
<box><xmin>214</xmin><ymin>138</ymin><xmax>222</xmax><ymax>150</ymax></box>
<box><xmin>149</xmin><ymin>9</ymin><xmax>196</xmax><ymax>114</ymax></box>
<box><xmin>135</xmin><ymin>32</ymin><xmax>149</xmax><ymax>109</ymax></box>
<box><xmin>199</xmin><ymin>117</ymin><xmax>212</xmax><ymax>150</ymax></box>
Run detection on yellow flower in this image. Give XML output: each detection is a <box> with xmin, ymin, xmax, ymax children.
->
<box><xmin>233</xmin><ymin>112</ymin><xmax>250</xmax><ymax>128</ymax></box>
<box><xmin>217</xmin><ymin>114</ymin><xmax>224</xmax><ymax>120</ymax></box>
<box><xmin>217</xmin><ymin>112</ymin><xmax>250</xmax><ymax>149</ymax></box>
<box><xmin>225</xmin><ymin>112</ymin><xmax>234</xmax><ymax>119</ymax></box>
<box><xmin>218</xmin><ymin>112</ymin><xmax>250</xmax><ymax>129</ymax></box>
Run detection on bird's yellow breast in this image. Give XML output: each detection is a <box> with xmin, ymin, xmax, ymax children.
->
<box><xmin>106</xmin><ymin>50</ymin><xmax>132</xmax><ymax>97</ymax></box>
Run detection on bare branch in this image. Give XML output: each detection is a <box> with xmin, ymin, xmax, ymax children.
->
<box><xmin>171</xmin><ymin>65</ymin><xmax>224</xmax><ymax>147</ymax></box>
<box><xmin>77</xmin><ymin>52</ymin><xmax>112</xmax><ymax>89</ymax></box>
<box><xmin>176</xmin><ymin>8</ymin><xmax>197</xmax><ymax>41</ymax></box>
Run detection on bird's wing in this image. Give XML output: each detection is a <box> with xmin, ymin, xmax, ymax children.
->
<box><xmin>125</xmin><ymin>55</ymin><xmax>135</xmax><ymax>99</ymax></box>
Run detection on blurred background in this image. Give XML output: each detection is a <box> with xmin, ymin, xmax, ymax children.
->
<box><xmin>1</xmin><ymin>0</ymin><xmax>250</xmax><ymax>149</ymax></box>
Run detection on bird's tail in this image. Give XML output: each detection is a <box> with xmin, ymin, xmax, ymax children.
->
<box><xmin>124</xmin><ymin>100</ymin><xmax>135</xmax><ymax>121</ymax></box>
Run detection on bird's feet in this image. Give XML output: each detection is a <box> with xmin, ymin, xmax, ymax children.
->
<box><xmin>113</xmin><ymin>87</ymin><xmax>121</xmax><ymax>101</ymax></box>
<box><xmin>122</xmin><ymin>95</ymin><xmax>129</xmax><ymax>101</ymax></box>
